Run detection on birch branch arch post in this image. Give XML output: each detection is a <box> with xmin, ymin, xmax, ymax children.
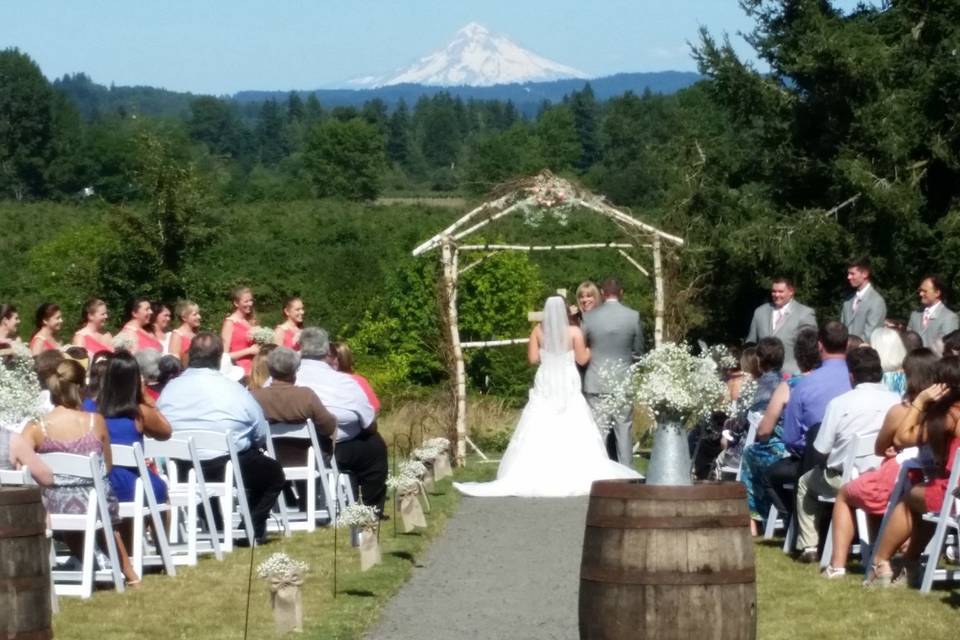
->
<box><xmin>412</xmin><ymin>171</ymin><xmax>685</xmax><ymax>465</ymax></box>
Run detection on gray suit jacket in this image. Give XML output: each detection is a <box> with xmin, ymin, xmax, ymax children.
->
<box><xmin>745</xmin><ymin>301</ymin><xmax>817</xmax><ymax>374</ymax></box>
<box><xmin>907</xmin><ymin>305</ymin><xmax>960</xmax><ymax>347</ymax></box>
<box><xmin>841</xmin><ymin>286</ymin><xmax>887</xmax><ymax>341</ymax></box>
<box><xmin>582</xmin><ymin>300</ymin><xmax>644</xmax><ymax>395</ymax></box>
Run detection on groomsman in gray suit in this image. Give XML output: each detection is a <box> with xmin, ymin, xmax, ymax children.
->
<box><xmin>907</xmin><ymin>275</ymin><xmax>959</xmax><ymax>348</ymax></box>
<box><xmin>746</xmin><ymin>277</ymin><xmax>817</xmax><ymax>375</ymax></box>
<box><xmin>841</xmin><ymin>257</ymin><xmax>887</xmax><ymax>342</ymax></box>
<box><xmin>582</xmin><ymin>277</ymin><xmax>644</xmax><ymax>465</ymax></box>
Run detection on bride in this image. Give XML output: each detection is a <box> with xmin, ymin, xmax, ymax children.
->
<box><xmin>454</xmin><ymin>296</ymin><xmax>641</xmax><ymax>497</ymax></box>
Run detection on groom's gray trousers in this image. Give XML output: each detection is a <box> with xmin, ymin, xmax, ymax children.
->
<box><xmin>585</xmin><ymin>393</ymin><xmax>634</xmax><ymax>466</ymax></box>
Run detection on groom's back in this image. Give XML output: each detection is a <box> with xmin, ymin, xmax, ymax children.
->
<box><xmin>582</xmin><ymin>301</ymin><xmax>644</xmax><ymax>394</ymax></box>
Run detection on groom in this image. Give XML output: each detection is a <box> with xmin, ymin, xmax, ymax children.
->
<box><xmin>582</xmin><ymin>277</ymin><xmax>644</xmax><ymax>465</ymax></box>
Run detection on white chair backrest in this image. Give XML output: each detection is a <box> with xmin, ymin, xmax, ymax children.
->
<box><xmin>110</xmin><ymin>444</ymin><xmax>137</xmax><ymax>468</ymax></box>
<box><xmin>0</xmin><ymin>467</ymin><xmax>32</xmax><ymax>485</ymax></box>
<box><xmin>842</xmin><ymin>432</ymin><xmax>882</xmax><ymax>482</ymax></box>
<box><xmin>40</xmin><ymin>452</ymin><xmax>97</xmax><ymax>479</ymax></box>
<box><xmin>179</xmin><ymin>430</ymin><xmax>231</xmax><ymax>456</ymax></box>
<box><xmin>144</xmin><ymin>436</ymin><xmax>193</xmax><ymax>462</ymax></box>
<box><xmin>742</xmin><ymin>411</ymin><xmax>762</xmax><ymax>450</ymax></box>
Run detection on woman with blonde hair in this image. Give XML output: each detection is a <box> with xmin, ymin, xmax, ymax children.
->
<box><xmin>221</xmin><ymin>286</ymin><xmax>259</xmax><ymax>378</ymax></box>
<box><xmin>871</xmin><ymin>326</ymin><xmax>908</xmax><ymax>396</ymax></box>
<box><xmin>248</xmin><ymin>343</ymin><xmax>278</xmax><ymax>391</ymax></box>
<box><xmin>570</xmin><ymin>281</ymin><xmax>601</xmax><ymax>326</ymax></box>
<box><xmin>334</xmin><ymin>342</ymin><xmax>380</xmax><ymax>412</ymax></box>
<box><xmin>72</xmin><ymin>298</ymin><xmax>114</xmax><ymax>356</ymax></box>
<box><xmin>168</xmin><ymin>300</ymin><xmax>202</xmax><ymax>362</ymax></box>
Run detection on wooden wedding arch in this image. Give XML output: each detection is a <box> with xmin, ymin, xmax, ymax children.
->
<box><xmin>412</xmin><ymin>171</ymin><xmax>684</xmax><ymax>464</ymax></box>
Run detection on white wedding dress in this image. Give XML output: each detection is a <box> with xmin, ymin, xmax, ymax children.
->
<box><xmin>454</xmin><ymin>298</ymin><xmax>641</xmax><ymax>498</ymax></box>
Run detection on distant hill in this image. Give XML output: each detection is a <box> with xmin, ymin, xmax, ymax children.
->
<box><xmin>54</xmin><ymin>71</ymin><xmax>702</xmax><ymax>120</ymax></box>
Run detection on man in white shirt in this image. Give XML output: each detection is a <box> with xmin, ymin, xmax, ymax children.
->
<box><xmin>295</xmin><ymin>327</ymin><xmax>387</xmax><ymax>514</ymax></box>
<box><xmin>793</xmin><ymin>347</ymin><xmax>900</xmax><ymax>560</ymax></box>
<box><xmin>840</xmin><ymin>257</ymin><xmax>887</xmax><ymax>342</ymax></box>
<box><xmin>158</xmin><ymin>332</ymin><xmax>285</xmax><ymax>545</ymax></box>
<box><xmin>746</xmin><ymin>277</ymin><xmax>817</xmax><ymax>374</ymax></box>
<box><xmin>907</xmin><ymin>275</ymin><xmax>960</xmax><ymax>349</ymax></box>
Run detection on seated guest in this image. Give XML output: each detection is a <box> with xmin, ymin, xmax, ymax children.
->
<box><xmin>168</xmin><ymin>300</ymin><xmax>202</xmax><ymax>363</ymax></box>
<box><xmin>823</xmin><ymin>348</ymin><xmax>938</xmax><ymax>577</ymax></box>
<box><xmin>763</xmin><ymin>322</ymin><xmax>851</xmax><ymax>523</ymax></box>
<box><xmin>248</xmin><ymin>343</ymin><xmax>278</xmax><ymax>391</ymax></box>
<box><xmin>72</xmin><ymin>298</ymin><xmax>114</xmax><ymax>356</ymax></box>
<box><xmin>97</xmin><ymin>350</ymin><xmax>172</xmax><ymax>504</ymax></box>
<box><xmin>120</xmin><ymin>298</ymin><xmax>163</xmax><ymax>354</ymax></box>
<box><xmin>847</xmin><ymin>335</ymin><xmax>864</xmax><ymax>351</ymax></box>
<box><xmin>941</xmin><ymin>329</ymin><xmax>960</xmax><ymax>357</ymax></box>
<box><xmin>251</xmin><ymin>347</ymin><xmax>337</xmax><ymax>509</ymax></box>
<box><xmin>19</xmin><ymin>359</ymin><xmax>140</xmax><ymax>585</ymax></box>
<box><xmin>135</xmin><ymin>349</ymin><xmax>163</xmax><ymax>401</ymax></box>
<box><xmin>157</xmin><ymin>332</ymin><xmax>285</xmax><ymax>545</ymax></box>
<box><xmin>742</xmin><ymin>333</ymin><xmax>817</xmax><ymax>535</ymax></box>
<box><xmin>296</xmin><ymin>327</ymin><xmax>387</xmax><ymax>514</ymax></box>
<box><xmin>274</xmin><ymin>297</ymin><xmax>305</xmax><ymax>350</ymax></box>
<box><xmin>334</xmin><ymin>342</ymin><xmax>381</xmax><ymax>413</ymax></box>
<box><xmin>793</xmin><ymin>347</ymin><xmax>900</xmax><ymax>561</ymax></box>
<box><xmin>156</xmin><ymin>355</ymin><xmax>182</xmax><ymax>393</ymax></box>
<box><xmin>30</xmin><ymin>303</ymin><xmax>63</xmax><ymax>355</ymax></box>
<box><xmin>871</xmin><ymin>327</ymin><xmax>907</xmax><ymax>396</ymax></box>
<box><xmin>866</xmin><ymin>356</ymin><xmax>960</xmax><ymax>587</ymax></box>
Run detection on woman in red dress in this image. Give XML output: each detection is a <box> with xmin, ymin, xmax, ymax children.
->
<box><xmin>221</xmin><ymin>286</ymin><xmax>259</xmax><ymax>378</ymax></box>
<box><xmin>29</xmin><ymin>303</ymin><xmax>63</xmax><ymax>355</ymax></box>
<box><xmin>119</xmin><ymin>297</ymin><xmax>163</xmax><ymax>354</ymax></box>
<box><xmin>72</xmin><ymin>298</ymin><xmax>114</xmax><ymax>357</ymax></box>
<box><xmin>148</xmin><ymin>301</ymin><xmax>173</xmax><ymax>354</ymax></box>
<box><xmin>273</xmin><ymin>296</ymin><xmax>304</xmax><ymax>350</ymax></box>
<box><xmin>168</xmin><ymin>300</ymin><xmax>201</xmax><ymax>362</ymax></box>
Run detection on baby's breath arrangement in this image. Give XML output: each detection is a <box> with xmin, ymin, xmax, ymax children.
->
<box><xmin>0</xmin><ymin>343</ymin><xmax>42</xmax><ymax>431</ymax></box>
<box><xmin>112</xmin><ymin>332</ymin><xmax>136</xmax><ymax>352</ymax></box>
<box><xmin>399</xmin><ymin>459</ymin><xmax>428</xmax><ymax>479</ymax></box>
<box><xmin>250</xmin><ymin>327</ymin><xmax>276</xmax><ymax>346</ymax></box>
<box><xmin>256</xmin><ymin>552</ymin><xmax>308</xmax><ymax>580</ymax></box>
<box><xmin>423</xmin><ymin>437</ymin><xmax>451</xmax><ymax>452</ymax></box>
<box><xmin>336</xmin><ymin>503</ymin><xmax>379</xmax><ymax>528</ymax></box>
<box><xmin>411</xmin><ymin>444</ymin><xmax>444</xmax><ymax>462</ymax></box>
<box><xmin>386</xmin><ymin>474</ymin><xmax>421</xmax><ymax>494</ymax></box>
<box><xmin>633</xmin><ymin>342</ymin><xmax>729</xmax><ymax>423</ymax></box>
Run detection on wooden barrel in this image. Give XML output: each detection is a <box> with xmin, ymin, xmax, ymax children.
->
<box><xmin>579</xmin><ymin>481</ymin><xmax>756</xmax><ymax>640</ymax></box>
<box><xmin>0</xmin><ymin>486</ymin><xmax>53</xmax><ymax>640</ymax></box>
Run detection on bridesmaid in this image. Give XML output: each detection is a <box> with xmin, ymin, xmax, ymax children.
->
<box><xmin>0</xmin><ymin>303</ymin><xmax>21</xmax><ymax>347</ymax></box>
<box><xmin>148</xmin><ymin>301</ymin><xmax>173</xmax><ymax>354</ymax></box>
<box><xmin>274</xmin><ymin>296</ymin><xmax>304</xmax><ymax>350</ymax></box>
<box><xmin>119</xmin><ymin>297</ymin><xmax>163</xmax><ymax>353</ymax></box>
<box><xmin>29</xmin><ymin>303</ymin><xmax>63</xmax><ymax>355</ymax></box>
<box><xmin>72</xmin><ymin>298</ymin><xmax>114</xmax><ymax>357</ymax></box>
<box><xmin>168</xmin><ymin>300</ymin><xmax>201</xmax><ymax>362</ymax></box>
<box><xmin>221</xmin><ymin>286</ymin><xmax>259</xmax><ymax>378</ymax></box>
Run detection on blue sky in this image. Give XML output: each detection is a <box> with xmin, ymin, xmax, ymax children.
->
<box><xmin>1</xmin><ymin>1</ymin><xmax>869</xmax><ymax>95</ymax></box>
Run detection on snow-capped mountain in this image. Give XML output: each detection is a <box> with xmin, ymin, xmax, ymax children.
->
<box><xmin>348</xmin><ymin>23</ymin><xmax>587</xmax><ymax>88</ymax></box>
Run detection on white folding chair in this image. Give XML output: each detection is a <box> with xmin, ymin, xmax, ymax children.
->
<box><xmin>40</xmin><ymin>452</ymin><xmax>125</xmax><ymax>598</ymax></box>
<box><xmin>819</xmin><ymin>432</ymin><xmax>880</xmax><ymax>568</ymax></box>
<box><xmin>920</xmin><ymin>447</ymin><xmax>960</xmax><ymax>593</ymax></box>
<box><xmin>144</xmin><ymin>436</ymin><xmax>223</xmax><ymax>564</ymax></box>
<box><xmin>264</xmin><ymin>420</ymin><xmax>337</xmax><ymax>532</ymax></box>
<box><xmin>0</xmin><ymin>467</ymin><xmax>33</xmax><ymax>485</ymax></box>
<box><xmin>721</xmin><ymin>411</ymin><xmax>761</xmax><ymax>480</ymax></box>
<box><xmin>172</xmin><ymin>430</ymin><xmax>256</xmax><ymax>549</ymax></box>
<box><xmin>111</xmin><ymin>442</ymin><xmax>176</xmax><ymax>577</ymax></box>
<box><xmin>865</xmin><ymin>459</ymin><xmax>919</xmax><ymax>570</ymax></box>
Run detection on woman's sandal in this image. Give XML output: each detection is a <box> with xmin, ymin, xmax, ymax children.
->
<box><xmin>862</xmin><ymin>562</ymin><xmax>894</xmax><ymax>588</ymax></box>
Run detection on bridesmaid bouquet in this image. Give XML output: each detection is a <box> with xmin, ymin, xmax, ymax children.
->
<box><xmin>0</xmin><ymin>343</ymin><xmax>42</xmax><ymax>432</ymax></box>
<box><xmin>250</xmin><ymin>327</ymin><xmax>276</xmax><ymax>346</ymax></box>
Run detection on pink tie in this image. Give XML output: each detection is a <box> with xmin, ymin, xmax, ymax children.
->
<box><xmin>923</xmin><ymin>309</ymin><xmax>932</xmax><ymax>328</ymax></box>
<box><xmin>773</xmin><ymin>309</ymin><xmax>785</xmax><ymax>332</ymax></box>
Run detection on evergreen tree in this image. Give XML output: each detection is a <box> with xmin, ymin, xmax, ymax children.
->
<box><xmin>304</xmin><ymin>117</ymin><xmax>386</xmax><ymax>201</ymax></box>
<box><xmin>255</xmin><ymin>99</ymin><xmax>287</xmax><ymax>165</ymax></box>
<box><xmin>535</xmin><ymin>105</ymin><xmax>581</xmax><ymax>171</ymax></box>
<box><xmin>287</xmin><ymin>92</ymin><xmax>305</xmax><ymax>121</ymax></box>
<box><xmin>386</xmin><ymin>99</ymin><xmax>411</xmax><ymax>167</ymax></box>
<box><xmin>567</xmin><ymin>83</ymin><xmax>600</xmax><ymax>170</ymax></box>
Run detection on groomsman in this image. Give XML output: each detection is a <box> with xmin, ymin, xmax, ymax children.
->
<box><xmin>746</xmin><ymin>277</ymin><xmax>816</xmax><ymax>375</ymax></box>
<box><xmin>907</xmin><ymin>276</ymin><xmax>959</xmax><ymax>348</ymax></box>
<box><xmin>840</xmin><ymin>257</ymin><xmax>886</xmax><ymax>342</ymax></box>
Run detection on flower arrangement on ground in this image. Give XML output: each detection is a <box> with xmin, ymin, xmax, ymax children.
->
<box><xmin>257</xmin><ymin>552</ymin><xmax>308</xmax><ymax>633</ymax></box>
<box><xmin>387</xmin><ymin>472</ymin><xmax>427</xmax><ymax>533</ymax></box>
<box><xmin>337</xmin><ymin>504</ymin><xmax>381</xmax><ymax>570</ymax></box>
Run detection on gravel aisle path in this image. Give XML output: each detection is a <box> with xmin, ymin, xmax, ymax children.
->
<box><xmin>367</xmin><ymin>496</ymin><xmax>588</xmax><ymax>640</ymax></box>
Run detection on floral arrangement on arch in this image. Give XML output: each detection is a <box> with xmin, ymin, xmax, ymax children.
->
<box><xmin>0</xmin><ymin>343</ymin><xmax>42</xmax><ymax>431</ymax></box>
<box><xmin>519</xmin><ymin>174</ymin><xmax>578</xmax><ymax>228</ymax></box>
